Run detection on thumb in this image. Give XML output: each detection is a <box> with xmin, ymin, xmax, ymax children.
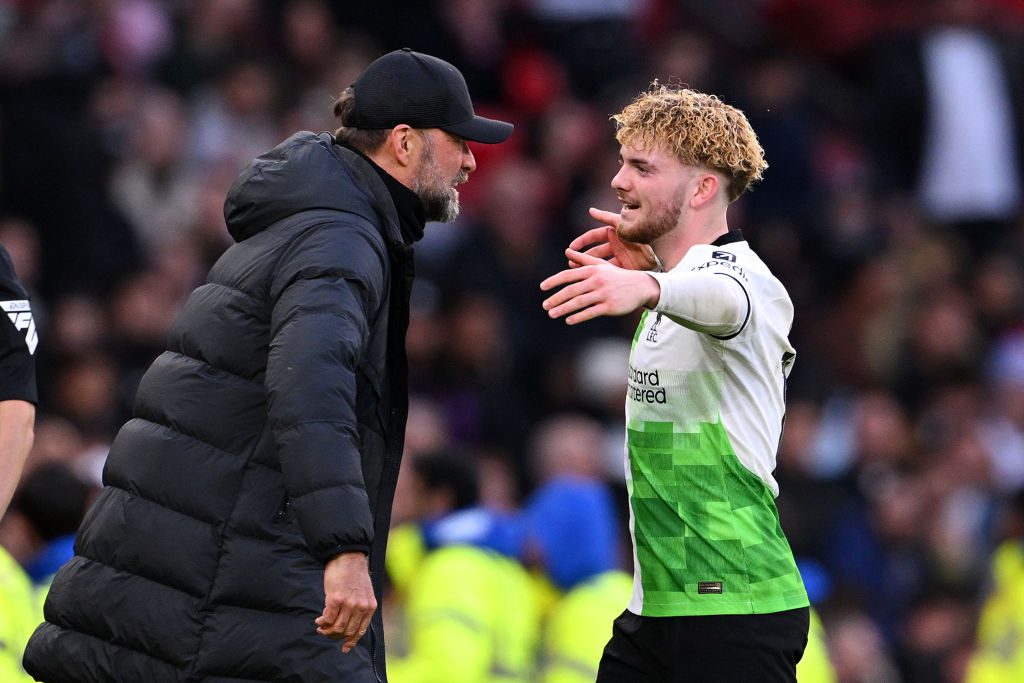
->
<box><xmin>588</xmin><ymin>207</ymin><xmax>621</xmax><ymax>227</ymax></box>
<box><xmin>566</xmin><ymin>248</ymin><xmax>606</xmax><ymax>267</ymax></box>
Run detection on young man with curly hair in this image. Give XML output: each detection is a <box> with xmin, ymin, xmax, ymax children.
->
<box><xmin>541</xmin><ymin>85</ymin><xmax>809</xmax><ymax>681</ymax></box>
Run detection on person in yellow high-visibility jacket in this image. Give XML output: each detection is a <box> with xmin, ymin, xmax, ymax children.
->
<box><xmin>798</xmin><ymin>608</ymin><xmax>837</xmax><ymax>683</ymax></box>
<box><xmin>0</xmin><ymin>545</ymin><xmax>37</xmax><ymax>683</ymax></box>
<box><xmin>794</xmin><ymin>559</ymin><xmax>838</xmax><ymax>683</ymax></box>
<box><xmin>387</xmin><ymin>451</ymin><xmax>538</xmax><ymax>683</ymax></box>
<box><xmin>965</xmin><ymin>490</ymin><xmax>1024</xmax><ymax>683</ymax></box>
<box><xmin>389</xmin><ymin>542</ymin><xmax>537</xmax><ymax>683</ymax></box>
<box><xmin>519</xmin><ymin>477</ymin><xmax>630</xmax><ymax>683</ymax></box>
<box><xmin>540</xmin><ymin>569</ymin><xmax>633</xmax><ymax>683</ymax></box>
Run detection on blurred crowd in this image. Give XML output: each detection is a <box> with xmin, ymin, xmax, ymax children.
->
<box><xmin>3</xmin><ymin>0</ymin><xmax>1024</xmax><ymax>681</ymax></box>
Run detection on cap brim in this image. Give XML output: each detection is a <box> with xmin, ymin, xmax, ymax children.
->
<box><xmin>443</xmin><ymin>115</ymin><xmax>513</xmax><ymax>144</ymax></box>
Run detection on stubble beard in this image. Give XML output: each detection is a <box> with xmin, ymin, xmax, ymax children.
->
<box><xmin>415</xmin><ymin>138</ymin><xmax>465</xmax><ymax>223</ymax></box>
<box><xmin>616</xmin><ymin>192</ymin><xmax>685</xmax><ymax>245</ymax></box>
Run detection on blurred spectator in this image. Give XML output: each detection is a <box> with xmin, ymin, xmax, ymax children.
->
<box><xmin>828</xmin><ymin>610</ymin><xmax>903</xmax><ymax>682</ymax></box>
<box><xmin>0</xmin><ymin>219</ymin><xmax>42</xmax><ymax>297</ymax></box>
<box><xmin>965</xmin><ymin>488</ymin><xmax>1024</xmax><ymax>682</ymax></box>
<box><xmin>0</xmin><ymin>537</ymin><xmax>35</xmax><ymax>682</ymax></box>
<box><xmin>387</xmin><ymin>450</ymin><xmax>538</xmax><ymax>683</ymax></box>
<box><xmin>155</xmin><ymin>0</ymin><xmax>268</xmax><ymax>95</ymax></box>
<box><xmin>280</xmin><ymin>0</ymin><xmax>340</xmax><ymax>91</ymax></box>
<box><xmin>795</xmin><ymin>559</ymin><xmax>839</xmax><ymax>683</ymax></box>
<box><xmin>869</xmin><ymin>0</ymin><xmax>1024</xmax><ymax>251</ymax></box>
<box><xmin>48</xmin><ymin>352</ymin><xmax>121</xmax><ymax>442</ymax></box>
<box><xmin>528</xmin><ymin>413</ymin><xmax>608</xmax><ymax>485</ymax></box>
<box><xmin>189</xmin><ymin>57</ymin><xmax>281</xmax><ymax>171</ymax></box>
<box><xmin>739</xmin><ymin>54</ymin><xmax>821</xmax><ymax>231</ymax></box>
<box><xmin>526</xmin><ymin>0</ymin><xmax>649</xmax><ymax>99</ymax></box>
<box><xmin>523</xmin><ymin>479</ymin><xmax>630</xmax><ymax>683</ymax></box>
<box><xmin>100</xmin><ymin>0</ymin><xmax>172</xmax><ymax>77</ymax></box>
<box><xmin>109</xmin><ymin>88</ymin><xmax>200</xmax><ymax>256</ymax></box>
<box><xmin>650</xmin><ymin>29</ymin><xmax>720</xmax><ymax>93</ymax></box>
<box><xmin>898</xmin><ymin>591</ymin><xmax>975</xmax><ymax>682</ymax></box>
<box><xmin>7</xmin><ymin>460</ymin><xmax>95</xmax><ymax>584</ymax></box>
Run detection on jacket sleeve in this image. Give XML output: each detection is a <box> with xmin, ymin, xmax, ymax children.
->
<box><xmin>266</xmin><ymin>217</ymin><xmax>387</xmax><ymax>563</ymax></box>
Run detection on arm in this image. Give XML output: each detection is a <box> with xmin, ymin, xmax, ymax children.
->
<box><xmin>541</xmin><ymin>250</ymin><xmax>659</xmax><ymax>325</ymax></box>
<box><xmin>0</xmin><ymin>400</ymin><xmax>35</xmax><ymax>516</ymax></box>
<box><xmin>541</xmin><ymin>249</ymin><xmax>747</xmax><ymax>336</ymax></box>
<box><xmin>266</xmin><ymin>219</ymin><xmax>386</xmax><ymax>650</ymax></box>
<box><xmin>648</xmin><ymin>270</ymin><xmax>748</xmax><ymax>338</ymax></box>
<box><xmin>0</xmin><ymin>247</ymin><xmax>37</xmax><ymax>517</ymax></box>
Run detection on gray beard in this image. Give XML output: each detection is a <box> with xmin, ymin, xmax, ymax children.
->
<box><xmin>418</xmin><ymin>185</ymin><xmax>460</xmax><ymax>223</ymax></box>
<box><xmin>414</xmin><ymin>135</ymin><xmax>463</xmax><ymax>223</ymax></box>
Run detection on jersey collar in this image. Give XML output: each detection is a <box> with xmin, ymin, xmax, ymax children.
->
<box><xmin>711</xmin><ymin>229</ymin><xmax>744</xmax><ymax>246</ymax></box>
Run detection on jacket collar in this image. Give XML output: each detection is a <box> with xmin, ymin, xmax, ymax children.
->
<box><xmin>327</xmin><ymin>141</ymin><xmax>405</xmax><ymax>247</ymax></box>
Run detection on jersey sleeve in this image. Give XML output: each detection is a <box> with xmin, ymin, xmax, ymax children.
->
<box><xmin>647</xmin><ymin>268</ymin><xmax>749</xmax><ymax>339</ymax></box>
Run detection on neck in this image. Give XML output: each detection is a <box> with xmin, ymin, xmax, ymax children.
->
<box><xmin>366</xmin><ymin>149</ymin><xmax>416</xmax><ymax>191</ymax></box>
<box><xmin>653</xmin><ymin>210</ymin><xmax>730</xmax><ymax>271</ymax></box>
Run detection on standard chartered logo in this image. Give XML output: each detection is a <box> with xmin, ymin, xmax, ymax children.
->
<box><xmin>627</xmin><ymin>364</ymin><xmax>667</xmax><ymax>404</ymax></box>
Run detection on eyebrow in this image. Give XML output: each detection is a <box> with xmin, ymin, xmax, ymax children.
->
<box><xmin>620</xmin><ymin>154</ymin><xmax>655</xmax><ymax>169</ymax></box>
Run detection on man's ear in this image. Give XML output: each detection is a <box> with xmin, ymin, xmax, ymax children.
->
<box><xmin>690</xmin><ymin>173</ymin><xmax>721</xmax><ymax>209</ymax></box>
<box><xmin>387</xmin><ymin>124</ymin><xmax>416</xmax><ymax>168</ymax></box>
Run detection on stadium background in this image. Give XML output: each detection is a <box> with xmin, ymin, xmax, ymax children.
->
<box><xmin>3</xmin><ymin>0</ymin><xmax>1024</xmax><ymax>681</ymax></box>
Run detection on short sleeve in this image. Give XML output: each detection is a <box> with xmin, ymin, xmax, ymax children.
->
<box><xmin>0</xmin><ymin>246</ymin><xmax>37</xmax><ymax>403</ymax></box>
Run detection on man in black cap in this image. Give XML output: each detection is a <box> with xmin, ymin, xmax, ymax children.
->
<box><xmin>24</xmin><ymin>49</ymin><xmax>512</xmax><ymax>683</ymax></box>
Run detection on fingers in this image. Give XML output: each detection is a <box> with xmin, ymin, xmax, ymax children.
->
<box><xmin>565</xmin><ymin>303</ymin><xmax>608</xmax><ymax>325</ymax></box>
<box><xmin>543</xmin><ymin>277</ymin><xmax>594</xmax><ymax>314</ymax></box>
<box><xmin>569</xmin><ymin>243</ymin><xmax>614</xmax><ymax>268</ymax></box>
<box><xmin>584</xmin><ymin>243</ymin><xmax>615</xmax><ymax>261</ymax></box>
<box><xmin>315</xmin><ymin>596</ymin><xmax>341</xmax><ymax>634</ymax></box>
<box><xmin>315</xmin><ymin>591</ymin><xmax>377</xmax><ymax>654</ymax></box>
<box><xmin>568</xmin><ymin>226</ymin><xmax>614</xmax><ymax>252</ymax></box>
<box><xmin>338</xmin><ymin>605</ymin><xmax>363</xmax><ymax>653</ymax></box>
<box><xmin>315</xmin><ymin>600</ymin><xmax>350</xmax><ymax>640</ymax></box>
<box><xmin>540</xmin><ymin>265</ymin><xmax>591</xmax><ymax>292</ymax></box>
<box><xmin>546</xmin><ymin>290</ymin><xmax>604</xmax><ymax>321</ymax></box>
<box><xmin>588</xmin><ymin>207</ymin><xmax>621</xmax><ymax>227</ymax></box>
<box><xmin>342</xmin><ymin>609</ymin><xmax>374</xmax><ymax>654</ymax></box>
<box><xmin>565</xmin><ymin>248</ymin><xmax>606</xmax><ymax>267</ymax></box>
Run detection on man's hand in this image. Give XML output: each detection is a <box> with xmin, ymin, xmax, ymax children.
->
<box><xmin>315</xmin><ymin>552</ymin><xmax>377</xmax><ymax>654</ymax></box>
<box><xmin>566</xmin><ymin>208</ymin><xmax>658</xmax><ymax>271</ymax></box>
<box><xmin>541</xmin><ymin>249</ymin><xmax>660</xmax><ymax>324</ymax></box>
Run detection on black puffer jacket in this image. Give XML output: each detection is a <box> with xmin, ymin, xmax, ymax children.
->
<box><xmin>24</xmin><ymin>132</ymin><xmax>415</xmax><ymax>682</ymax></box>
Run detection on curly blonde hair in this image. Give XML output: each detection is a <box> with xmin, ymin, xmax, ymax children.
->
<box><xmin>613</xmin><ymin>84</ymin><xmax>767</xmax><ymax>202</ymax></box>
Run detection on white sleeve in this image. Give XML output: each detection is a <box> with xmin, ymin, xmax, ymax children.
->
<box><xmin>646</xmin><ymin>270</ymin><xmax>749</xmax><ymax>338</ymax></box>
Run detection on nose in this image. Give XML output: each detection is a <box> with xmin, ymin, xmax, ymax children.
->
<box><xmin>463</xmin><ymin>145</ymin><xmax>477</xmax><ymax>174</ymax></box>
<box><xmin>611</xmin><ymin>165</ymin><xmax>630</xmax><ymax>192</ymax></box>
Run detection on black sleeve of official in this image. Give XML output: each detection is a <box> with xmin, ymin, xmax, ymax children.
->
<box><xmin>0</xmin><ymin>246</ymin><xmax>37</xmax><ymax>403</ymax></box>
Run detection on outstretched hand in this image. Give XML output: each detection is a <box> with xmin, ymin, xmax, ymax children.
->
<box><xmin>566</xmin><ymin>208</ymin><xmax>658</xmax><ymax>271</ymax></box>
<box><xmin>541</xmin><ymin>249</ymin><xmax>660</xmax><ymax>325</ymax></box>
<box><xmin>315</xmin><ymin>552</ymin><xmax>377</xmax><ymax>654</ymax></box>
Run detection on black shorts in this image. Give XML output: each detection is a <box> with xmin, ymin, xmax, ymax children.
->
<box><xmin>596</xmin><ymin>607</ymin><xmax>809</xmax><ymax>683</ymax></box>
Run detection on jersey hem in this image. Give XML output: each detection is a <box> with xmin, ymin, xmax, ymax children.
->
<box><xmin>636</xmin><ymin>595</ymin><xmax>809</xmax><ymax>617</ymax></box>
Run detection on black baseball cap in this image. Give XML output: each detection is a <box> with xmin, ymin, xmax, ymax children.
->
<box><xmin>348</xmin><ymin>48</ymin><xmax>513</xmax><ymax>144</ymax></box>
